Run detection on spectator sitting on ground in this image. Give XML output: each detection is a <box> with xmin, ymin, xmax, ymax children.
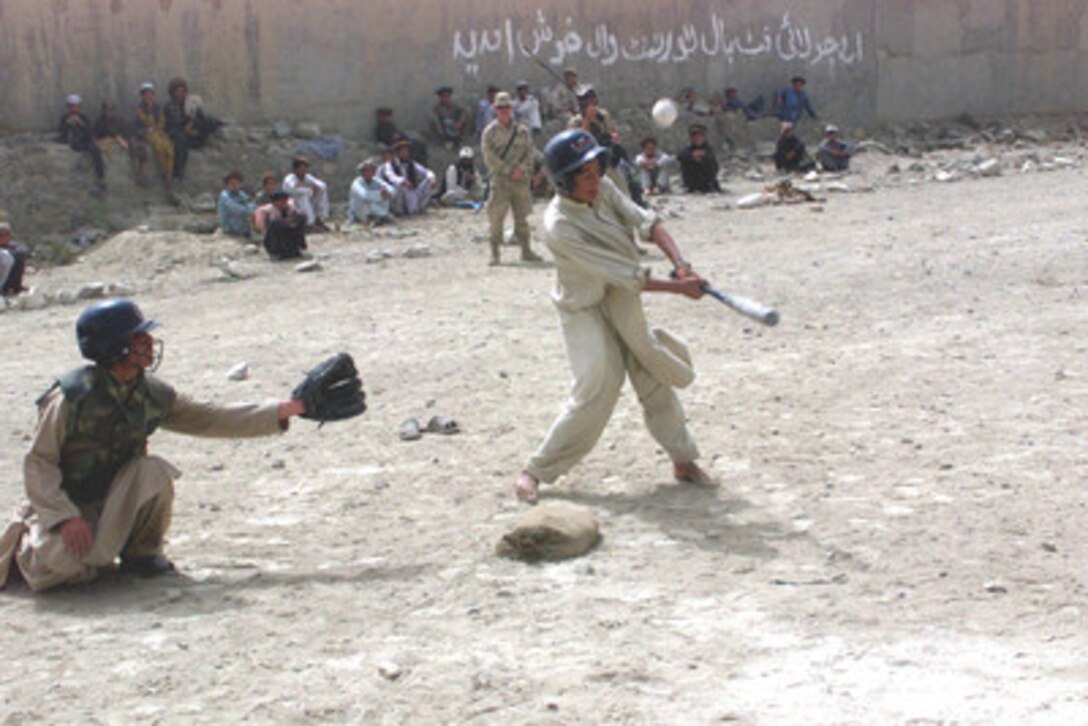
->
<box><xmin>253</xmin><ymin>190</ymin><xmax>307</xmax><ymax>260</ymax></box>
<box><xmin>677</xmin><ymin>124</ymin><xmax>722</xmax><ymax>193</ymax></box>
<box><xmin>430</xmin><ymin>87</ymin><xmax>470</xmax><ymax>149</ymax></box>
<box><xmin>635</xmin><ymin>136</ymin><xmax>675</xmax><ymax>195</ymax></box>
<box><xmin>441</xmin><ymin>147</ymin><xmax>485</xmax><ymax>206</ymax></box>
<box><xmin>217</xmin><ymin>170</ymin><xmax>255</xmax><ymax>238</ymax></box>
<box><xmin>132</xmin><ymin>82</ymin><xmax>174</xmax><ymax>189</ymax></box>
<box><xmin>817</xmin><ymin>124</ymin><xmax>853</xmax><ymax>172</ymax></box>
<box><xmin>475</xmin><ymin>84</ymin><xmax>500</xmax><ymax>139</ymax></box>
<box><xmin>513</xmin><ymin>81</ymin><xmax>543</xmax><ymax>136</ymax></box>
<box><xmin>92</xmin><ymin>101</ymin><xmax>130</xmax><ymax>165</ymax></box>
<box><xmin>57</xmin><ymin>94</ymin><xmax>106</xmax><ymax>190</ymax></box>
<box><xmin>254</xmin><ymin>171</ymin><xmax>278</xmax><ymax>207</ymax></box>
<box><xmin>349</xmin><ymin>159</ymin><xmax>395</xmax><ymax>226</ymax></box>
<box><xmin>547</xmin><ymin>67</ymin><xmax>580</xmax><ymax>121</ymax></box>
<box><xmin>381</xmin><ymin>139</ymin><xmax>436</xmax><ymax>217</ymax></box>
<box><xmin>0</xmin><ymin>223</ymin><xmax>30</xmax><ymax>297</ymax></box>
<box><xmin>774</xmin><ymin>122</ymin><xmax>815</xmax><ymax>173</ymax></box>
<box><xmin>773</xmin><ymin>75</ymin><xmax>818</xmax><ymax>125</ymax></box>
<box><xmin>282</xmin><ymin>156</ymin><xmax>330</xmax><ymax>232</ymax></box>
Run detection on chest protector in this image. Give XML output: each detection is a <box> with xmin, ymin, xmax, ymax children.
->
<box><xmin>51</xmin><ymin>366</ymin><xmax>172</xmax><ymax>504</ymax></box>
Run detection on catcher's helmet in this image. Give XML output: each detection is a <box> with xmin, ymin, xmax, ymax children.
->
<box><xmin>543</xmin><ymin>129</ymin><xmax>608</xmax><ymax>194</ymax></box>
<box><xmin>76</xmin><ymin>298</ymin><xmax>159</xmax><ymax>364</ymax></box>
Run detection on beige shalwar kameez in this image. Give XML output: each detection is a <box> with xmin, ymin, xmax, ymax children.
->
<box><xmin>0</xmin><ymin>381</ymin><xmax>284</xmax><ymax>591</ymax></box>
<box><xmin>525</xmin><ymin>177</ymin><xmax>700</xmax><ymax>483</ymax></box>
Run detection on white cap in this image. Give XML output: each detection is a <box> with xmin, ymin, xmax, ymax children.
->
<box><xmin>825</xmin><ymin>124</ymin><xmax>840</xmax><ymax>134</ymax></box>
<box><xmin>65</xmin><ymin>94</ymin><xmax>82</xmax><ymax>106</ymax></box>
<box><xmin>139</xmin><ymin>81</ymin><xmax>155</xmax><ymax>93</ymax></box>
<box><xmin>459</xmin><ymin>147</ymin><xmax>475</xmax><ymax>160</ymax></box>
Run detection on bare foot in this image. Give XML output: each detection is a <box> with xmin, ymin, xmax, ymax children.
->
<box><xmin>674</xmin><ymin>460</ymin><xmax>718</xmax><ymax>488</ymax></box>
<box><xmin>513</xmin><ymin>471</ymin><xmax>540</xmax><ymax>504</ymax></box>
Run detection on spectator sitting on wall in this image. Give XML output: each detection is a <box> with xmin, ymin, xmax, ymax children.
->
<box><xmin>374</xmin><ymin>107</ymin><xmax>428</xmax><ymax>165</ymax></box>
<box><xmin>57</xmin><ymin>94</ymin><xmax>107</xmax><ymax>191</ymax></box>
<box><xmin>430</xmin><ymin>88</ymin><xmax>470</xmax><ymax>150</ymax></box>
<box><xmin>635</xmin><ymin>136</ymin><xmax>675</xmax><ymax>195</ymax></box>
<box><xmin>677</xmin><ymin>124</ymin><xmax>722</xmax><ymax>194</ymax></box>
<box><xmin>816</xmin><ymin>124</ymin><xmax>853</xmax><ymax>172</ymax></box>
<box><xmin>217</xmin><ymin>170</ymin><xmax>255</xmax><ymax>238</ymax></box>
<box><xmin>0</xmin><ymin>222</ymin><xmax>30</xmax><ymax>297</ymax></box>
<box><xmin>546</xmin><ymin>67</ymin><xmax>580</xmax><ymax>121</ymax></box>
<box><xmin>92</xmin><ymin>101</ymin><xmax>130</xmax><ymax>166</ymax></box>
<box><xmin>475</xmin><ymin>84</ymin><xmax>500</xmax><ymax>139</ymax></box>
<box><xmin>774</xmin><ymin>122</ymin><xmax>815</xmax><ymax>173</ymax></box>
<box><xmin>773</xmin><ymin>76</ymin><xmax>818</xmax><ymax>125</ymax></box>
<box><xmin>381</xmin><ymin>138</ymin><xmax>436</xmax><ymax>217</ymax></box>
<box><xmin>253</xmin><ymin>191</ymin><xmax>307</xmax><ymax>260</ymax></box>
<box><xmin>132</xmin><ymin>82</ymin><xmax>174</xmax><ymax>190</ymax></box>
<box><xmin>163</xmin><ymin>77</ymin><xmax>221</xmax><ymax>183</ymax></box>
<box><xmin>513</xmin><ymin>81</ymin><xmax>543</xmax><ymax>136</ymax></box>
<box><xmin>569</xmin><ymin>85</ymin><xmax>642</xmax><ymax>202</ymax></box>
<box><xmin>440</xmin><ymin>147</ymin><xmax>485</xmax><ymax>207</ymax></box>
<box><xmin>282</xmin><ymin>156</ymin><xmax>330</xmax><ymax>233</ymax></box>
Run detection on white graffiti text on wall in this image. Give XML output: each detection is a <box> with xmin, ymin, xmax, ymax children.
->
<box><xmin>452</xmin><ymin>11</ymin><xmax>864</xmax><ymax>75</ymax></box>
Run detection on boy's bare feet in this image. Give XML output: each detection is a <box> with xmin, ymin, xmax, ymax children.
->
<box><xmin>674</xmin><ymin>460</ymin><xmax>718</xmax><ymax>488</ymax></box>
<box><xmin>513</xmin><ymin>471</ymin><xmax>540</xmax><ymax>503</ymax></box>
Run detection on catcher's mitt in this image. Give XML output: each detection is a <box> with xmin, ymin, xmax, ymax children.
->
<box><xmin>292</xmin><ymin>352</ymin><xmax>367</xmax><ymax>423</ymax></box>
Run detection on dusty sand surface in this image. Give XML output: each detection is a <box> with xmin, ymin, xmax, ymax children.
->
<box><xmin>0</xmin><ymin>154</ymin><xmax>1085</xmax><ymax>723</ymax></box>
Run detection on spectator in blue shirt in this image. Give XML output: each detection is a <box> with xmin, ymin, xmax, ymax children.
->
<box><xmin>217</xmin><ymin>171</ymin><xmax>256</xmax><ymax>238</ymax></box>
<box><xmin>774</xmin><ymin>76</ymin><xmax>818</xmax><ymax>125</ymax></box>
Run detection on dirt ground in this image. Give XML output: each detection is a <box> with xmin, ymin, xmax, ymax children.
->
<box><xmin>0</xmin><ymin>149</ymin><xmax>1085</xmax><ymax>723</ymax></box>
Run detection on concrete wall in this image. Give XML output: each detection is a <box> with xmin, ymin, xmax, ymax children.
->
<box><xmin>0</xmin><ymin>0</ymin><xmax>1084</xmax><ymax>135</ymax></box>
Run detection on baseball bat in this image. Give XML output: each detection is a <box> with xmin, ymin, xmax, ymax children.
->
<box><xmin>703</xmin><ymin>285</ymin><xmax>779</xmax><ymax>327</ymax></box>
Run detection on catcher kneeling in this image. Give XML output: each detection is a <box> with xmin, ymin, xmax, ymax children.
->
<box><xmin>0</xmin><ymin>299</ymin><xmax>365</xmax><ymax>592</ymax></box>
<box><xmin>514</xmin><ymin>130</ymin><xmax>714</xmax><ymax>503</ymax></box>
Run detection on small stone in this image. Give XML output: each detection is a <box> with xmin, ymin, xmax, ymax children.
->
<box><xmin>736</xmin><ymin>192</ymin><xmax>768</xmax><ymax>209</ymax></box>
<box><xmin>270</xmin><ymin>459</ymin><xmax>285</xmax><ymax>470</ymax></box>
<box><xmin>377</xmin><ymin>661</ymin><xmax>402</xmax><ymax>681</ymax></box>
<box><xmin>106</xmin><ymin>282</ymin><xmax>135</xmax><ymax>297</ymax></box>
<box><xmin>934</xmin><ymin>170</ymin><xmax>959</xmax><ymax>183</ymax></box>
<box><xmin>402</xmin><ymin>244</ymin><xmax>431</xmax><ymax>259</ymax></box>
<box><xmin>293</xmin><ymin>121</ymin><xmax>322</xmax><ymax>139</ymax></box>
<box><xmin>295</xmin><ymin>260</ymin><xmax>322</xmax><ymax>273</ymax></box>
<box><xmin>272</xmin><ymin>121</ymin><xmax>292</xmax><ymax>139</ymax></box>
<box><xmin>137</xmin><ymin>224</ymin><xmax>151</xmax><ymax>233</ymax></box>
<box><xmin>1041</xmin><ymin>541</ymin><xmax>1057</xmax><ymax>553</ymax></box>
<box><xmin>984</xmin><ymin>581</ymin><xmax>1008</xmax><ymax>594</ymax></box>
<box><xmin>226</xmin><ymin>362</ymin><xmax>249</xmax><ymax>381</ymax></box>
<box><xmin>76</xmin><ymin>282</ymin><xmax>107</xmax><ymax>300</ymax></box>
<box><xmin>56</xmin><ymin>290</ymin><xmax>79</xmax><ymax>305</ymax></box>
<box><xmin>163</xmin><ymin>587</ymin><xmax>183</xmax><ymax>602</ymax></box>
<box><xmin>17</xmin><ymin>290</ymin><xmax>48</xmax><ymax>310</ymax></box>
<box><xmin>1019</xmin><ymin>128</ymin><xmax>1048</xmax><ymax>143</ymax></box>
<box><xmin>365</xmin><ymin>251</ymin><xmax>388</xmax><ymax>264</ymax></box>
<box><xmin>243</xmin><ymin>244</ymin><xmax>261</xmax><ymax>256</ymax></box>
<box><xmin>975</xmin><ymin>158</ymin><xmax>1001</xmax><ymax>177</ymax></box>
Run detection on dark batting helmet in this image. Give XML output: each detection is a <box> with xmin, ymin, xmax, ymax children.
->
<box><xmin>543</xmin><ymin>129</ymin><xmax>608</xmax><ymax>194</ymax></box>
<box><xmin>76</xmin><ymin>298</ymin><xmax>159</xmax><ymax>364</ymax></box>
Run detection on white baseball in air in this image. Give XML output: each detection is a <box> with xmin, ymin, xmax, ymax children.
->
<box><xmin>651</xmin><ymin>98</ymin><xmax>679</xmax><ymax>128</ymax></box>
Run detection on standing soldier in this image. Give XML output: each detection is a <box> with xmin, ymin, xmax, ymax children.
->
<box><xmin>0</xmin><ymin>299</ymin><xmax>311</xmax><ymax>592</ymax></box>
<box><xmin>482</xmin><ymin>91</ymin><xmax>542</xmax><ymax>266</ymax></box>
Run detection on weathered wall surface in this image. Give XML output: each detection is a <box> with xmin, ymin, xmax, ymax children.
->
<box><xmin>0</xmin><ymin>0</ymin><xmax>1084</xmax><ymax>134</ymax></box>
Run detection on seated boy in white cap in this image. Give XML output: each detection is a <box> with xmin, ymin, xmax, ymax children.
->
<box><xmin>441</xmin><ymin>147</ymin><xmax>485</xmax><ymax>206</ymax></box>
<box><xmin>816</xmin><ymin>124</ymin><xmax>853</xmax><ymax>172</ymax></box>
<box><xmin>57</xmin><ymin>94</ymin><xmax>106</xmax><ymax>189</ymax></box>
